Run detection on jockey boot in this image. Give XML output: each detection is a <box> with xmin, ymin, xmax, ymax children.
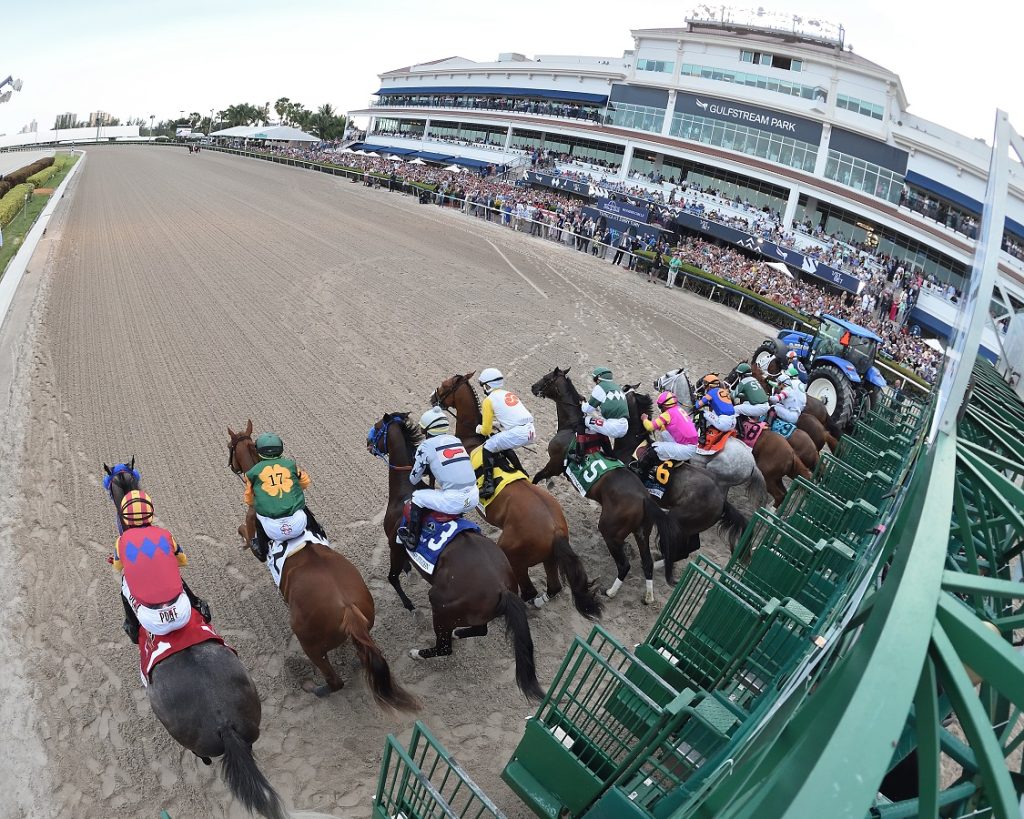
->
<box><xmin>631</xmin><ymin>448</ymin><xmax>660</xmax><ymax>483</ymax></box>
<box><xmin>121</xmin><ymin>595</ymin><xmax>141</xmax><ymax>644</ymax></box>
<box><xmin>182</xmin><ymin>580</ymin><xmax>212</xmax><ymax>623</ymax></box>
<box><xmin>479</xmin><ymin>449</ymin><xmax>497</xmax><ymax>499</ymax></box>
<box><xmin>600</xmin><ymin>437</ymin><xmax>615</xmax><ymax>459</ymax></box>
<box><xmin>251</xmin><ymin>521</ymin><xmax>270</xmax><ymax>561</ymax></box>
<box><xmin>398</xmin><ymin>504</ymin><xmax>425</xmax><ymax>549</ymax></box>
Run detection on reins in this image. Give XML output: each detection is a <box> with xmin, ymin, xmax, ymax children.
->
<box><xmin>368</xmin><ymin>418</ymin><xmax>413</xmax><ymax>471</ymax></box>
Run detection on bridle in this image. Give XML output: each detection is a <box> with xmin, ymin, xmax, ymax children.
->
<box><xmin>536</xmin><ymin>372</ymin><xmax>586</xmax><ymax>430</ymax></box>
<box><xmin>367</xmin><ymin>417</ymin><xmax>413</xmax><ymax>471</ymax></box>
<box><xmin>227</xmin><ymin>434</ymin><xmax>254</xmax><ymax>483</ymax></box>
<box><xmin>430</xmin><ymin>374</ymin><xmax>470</xmax><ymax>416</ymax></box>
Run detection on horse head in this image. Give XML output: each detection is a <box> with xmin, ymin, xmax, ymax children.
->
<box><xmin>430</xmin><ymin>372</ymin><xmax>476</xmax><ymax>414</ymax></box>
<box><xmin>531</xmin><ymin>366</ymin><xmax>570</xmax><ymax>400</ymax></box>
<box><xmin>367</xmin><ymin>412</ymin><xmax>419</xmax><ymax>467</ymax></box>
<box><xmin>655</xmin><ymin>368</ymin><xmax>695</xmax><ymax>412</ymax></box>
<box><xmin>226</xmin><ymin>420</ymin><xmax>257</xmax><ymax>478</ymax></box>
<box><xmin>103</xmin><ymin>458</ymin><xmax>141</xmax><ymax>508</ymax></box>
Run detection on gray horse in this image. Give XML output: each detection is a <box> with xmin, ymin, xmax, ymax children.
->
<box><xmin>653</xmin><ymin>369</ymin><xmax>768</xmax><ymax>508</ymax></box>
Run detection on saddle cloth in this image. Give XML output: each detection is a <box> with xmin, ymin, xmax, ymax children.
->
<box><xmin>138</xmin><ymin>608</ymin><xmax>229</xmax><ymax>686</ymax></box>
<box><xmin>696</xmin><ymin>427</ymin><xmax>735</xmax><ymax>455</ymax></box>
<box><xmin>266</xmin><ymin>530</ymin><xmax>330</xmax><ymax>588</ymax></box>
<box><xmin>470</xmin><ymin>446</ymin><xmax>527</xmax><ymax>510</ymax></box>
<box><xmin>770</xmin><ymin>417</ymin><xmax>797</xmax><ymax>439</ymax></box>
<box><xmin>736</xmin><ymin>419</ymin><xmax>768</xmax><ymax>448</ymax></box>
<box><xmin>397</xmin><ymin>503</ymin><xmax>480</xmax><ymax>575</ymax></box>
<box><xmin>563</xmin><ymin>438</ymin><xmax>624</xmax><ymax>498</ymax></box>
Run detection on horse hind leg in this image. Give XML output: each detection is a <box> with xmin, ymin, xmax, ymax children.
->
<box><xmin>541</xmin><ymin>555</ymin><xmax>564</xmax><ymax>600</ymax></box>
<box><xmin>299</xmin><ymin>641</ymin><xmax>344</xmax><ymax>698</ymax></box>
<box><xmin>514</xmin><ymin>564</ymin><xmax>546</xmax><ymax>608</ymax></box>
<box><xmin>602</xmin><ymin>534</ymin><xmax>631</xmax><ymax>599</ymax></box>
<box><xmin>412</xmin><ymin>619</ymin><xmax>454</xmax><ymax>660</ymax></box>
<box><xmin>632</xmin><ymin>530</ymin><xmax>656</xmax><ymax>605</ymax></box>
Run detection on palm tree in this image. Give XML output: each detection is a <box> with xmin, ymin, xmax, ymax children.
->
<box><xmin>274</xmin><ymin>97</ymin><xmax>291</xmax><ymax>125</ymax></box>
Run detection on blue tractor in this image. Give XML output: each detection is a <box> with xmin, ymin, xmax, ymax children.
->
<box><xmin>752</xmin><ymin>314</ymin><xmax>887</xmax><ymax>430</ymax></box>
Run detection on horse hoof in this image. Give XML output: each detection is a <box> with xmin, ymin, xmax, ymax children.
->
<box><xmin>409</xmin><ymin>648</ymin><xmax>424</xmax><ymax>660</ymax></box>
<box><xmin>532</xmin><ymin>593</ymin><xmax>549</xmax><ymax>609</ymax></box>
<box><xmin>605</xmin><ymin>577</ymin><xmax>624</xmax><ymax>599</ymax></box>
<box><xmin>643</xmin><ymin>591</ymin><xmax>656</xmax><ymax>606</ymax></box>
<box><xmin>312</xmin><ymin>685</ymin><xmax>333</xmax><ymax>698</ymax></box>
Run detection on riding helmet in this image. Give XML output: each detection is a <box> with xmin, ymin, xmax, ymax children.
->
<box><xmin>735</xmin><ymin>363</ymin><xmax>752</xmax><ymax>375</ymax></box>
<box><xmin>120</xmin><ymin>490</ymin><xmax>155</xmax><ymax>527</ymax></box>
<box><xmin>592</xmin><ymin>366</ymin><xmax>613</xmax><ymax>381</ymax></box>
<box><xmin>419</xmin><ymin>407</ymin><xmax>450</xmax><ymax>437</ymax></box>
<box><xmin>256</xmin><ymin>432</ymin><xmax>284</xmax><ymax>458</ymax></box>
<box><xmin>478</xmin><ymin>368</ymin><xmax>504</xmax><ymax>392</ymax></box>
<box><xmin>656</xmin><ymin>391</ymin><xmax>678</xmax><ymax>409</ymax></box>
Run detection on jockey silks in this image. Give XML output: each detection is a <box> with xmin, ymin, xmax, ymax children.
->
<box><xmin>480</xmin><ymin>389</ymin><xmax>533</xmax><ymax>434</ymax></box>
<box><xmin>733</xmin><ymin>376</ymin><xmax>769</xmax><ymax>406</ymax></box>
<box><xmin>585</xmin><ymin>379</ymin><xmax>628</xmax><ymax>419</ymax></box>
<box><xmin>116</xmin><ymin>525</ymin><xmax>185</xmax><ymax>606</ymax></box>
<box><xmin>245</xmin><ymin>456</ymin><xmax>308</xmax><ymax>517</ymax></box>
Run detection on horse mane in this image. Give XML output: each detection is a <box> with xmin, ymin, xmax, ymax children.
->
<box><xmin>393</xmin><ymin>413</ymin><xmax>423</xmax><ymax>448</ymax></box>
<box><xmin>461</xmin><ymin>378</ymin><xmax>482</xmax><ymax>417</ymax></box>
<box><xmin>632</xmin><ymin>392</ymin><xmax>654</xmax><ymax>418</ymax></box>
<box><xmin>560</xmin><ymin>370</ymin><xmax>585</xmax><ymax>404</ymax></box>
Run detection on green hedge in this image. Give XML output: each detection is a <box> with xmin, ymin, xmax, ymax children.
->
<box><xmin>0</xmin><ymin>157</ymin><xmax>54</xmax><ymax>198</ymax></box>
<box><xmin>26</xmin><ymin>166</ymin><xmax>57</xmax><ymax>187</ymax></box>
<box><xmin>0</xmin><ymin>183</ymin><xmax>35</xmax><ymax>227</ymax></box>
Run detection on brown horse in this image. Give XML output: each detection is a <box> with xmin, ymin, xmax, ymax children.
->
<box><xmin>368</xmin><ymin>412</ymin><xmax>544</xmax><ymax>701</ymax></box>
<box><xmin>430</xmin><ymin>373</ymin><xmax>602</xmax><ymax>619</ymax></box>
<box><xmin>530</xmin><ymin>368</ymin><xmax>744</xmax><ymax>603</ymax></box>
<box><xmin>753</xmin><ymin>361</ymin><xmax>841</xmax><ymax>451</ymax></box>
<box><xmin>227</xmin><ymin>422</ymin><xmax>418</xmax><ymax>710</ymax></box>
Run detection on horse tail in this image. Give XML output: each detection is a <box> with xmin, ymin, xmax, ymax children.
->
<box><xmin>342</xmin><ymin>606</ymin><xmax>420</xmax><ymax>713</ymax></box>
<box><xmin>219</xmin><ymin>722</ymin><xmax>287</xmax><ymax>819</ymax></box>
<box><xmin>745</xmin><ymin>464</ymin><xmax>769</xmax><ymax>508</ymax></box>
<box><xmin>718</xmin><ymin>501</ymin><xmax>749</xmax><ymax>556</ymax></box>
<box><xmin>789</xmin><ymin>449</ymin><xmax>812</xmax><ymax>481</ymax></box>
<box><xmin>552</xmin><ymin>535</ymin><xmax>603</xmax><ymax>620</ymax></box>
<box><xmin>644</xmin><ymin>496</ymin><xmax>682</xmax><ymax>584</ymax></box>
<box><xmin>496</xmin><ymin>590</ymin><xmax>545</xmax><ymax>702</ymax></box>
<box><xmin>823</xmin><ymin>416</ymin><xmax>844</xmax><ymax>446</ymax></box>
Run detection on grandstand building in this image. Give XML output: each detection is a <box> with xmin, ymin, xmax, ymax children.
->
<box><xmin>350</xmin><ymin>11</ymin><xmax>1024</xmax><ymax>354</ymax></box>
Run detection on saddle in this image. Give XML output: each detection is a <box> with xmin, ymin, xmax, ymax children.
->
<box><xmin>574</xmin><ymin>432</ymin><xmax>606</xmax><ymax>457</ymax></box>
<box><xmin>736</xmin><ymin>417</ymin><xmax>768</xmax><ymax>448</ymax></box>
<box><xmin>398</xmin><ymin>502</ymin><xmax>479</xmax><ymax>575</ymax></box>
<box><xmin>768</xmin><ymin>413</ymin><xmax>797</xmax><ymax>439</ymax></box>
<box><xmin>696</xmin><ymin>427</ymin><xmax>734</xmax><ymax>455</ymax></box>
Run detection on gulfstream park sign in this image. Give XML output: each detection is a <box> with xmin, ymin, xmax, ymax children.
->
<box><xmin>700</xmin><ymin>100</ymin><xmax>796</xmax><ymax>132</ymax></box>
<box><xmin>675</xmin><ymin>92</ymin><xmax>823</xmax><ymax>143</ymax></box>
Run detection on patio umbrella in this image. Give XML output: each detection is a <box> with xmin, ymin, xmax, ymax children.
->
<box><xmin>365</xmin><ymin>152</ymin><xmax>379</xmax><ymax>157</ymax></box>
<box><xmin>353</xmin><ymin>150</ymin><xmax>368</xmax><ymax>156</ymax></box>
<box><xmin>443</xmin><ymin>164</ymin><xmax>464</xmax><ymax>172</ymax></box>
<box><xmin>408</xmin><ymin>158</ymin><xmax>427</xmax><ymax>165</ymax></box>
<box><xmin>923</xmin><ymin>337</ymin><xmax>945</xmax><ymax>353</ymax></box>
<box><xmin>387</xmin><ymin>155</ymin><xmax>405</xmax><ymax>162</ymax></box>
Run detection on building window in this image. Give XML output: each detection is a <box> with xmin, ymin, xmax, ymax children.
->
<box><xmin>739</xmin><ymin>49</ymin><xmax>803</xmax><ymax>72</ymax></box>
<box><xmin>835</xmin><ymin>94</ymin><xmax>884</xmax><ymax>121</ymax></box>
<box><xmin>680</xmin><ymin>63</ymin><xmax>825</xmax><ymax>102</ymax></box>
<box><xmin>606</xmin><ymin>102</ymin><xmax>665</xmax><ymax>133</ymax></box>
<box><xmin>824</xmin><ymin>149</ymin><xmax>903</xmax><ymax>203</ymax></box>
<box><xmin>668</xmin><ymin>111</ymin><xmax>818</xmax><ymax>172</ymax></box>
<box><xmin>636</xmin><ymin>58</ymin><xmax>675</xmax><ymax>74</ymax></box>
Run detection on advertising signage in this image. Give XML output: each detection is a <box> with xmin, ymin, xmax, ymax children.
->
<box><xmin>674</xmin><ymin>92</ymin><xmax>823</xmax><ymax>145</ymax></box>
<box><xmin>523</xmin><ymin>170</ymin><xmax>592</xmax><ymax>197</ymax></box>
<box><xmin>674</xmin><ymin>211</ymin><xmax>862</xmax><ymax>294</ymax></box>
<box><xmin>596</xmin><ymin>197</ymin><xmax>649</xmax><ymax>223</ymax></box>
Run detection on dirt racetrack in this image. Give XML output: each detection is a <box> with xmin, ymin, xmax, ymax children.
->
<box><xmin>0</xmin><ymin>145</ymin><xmax>773</xmax><ymax>818</ymax></box>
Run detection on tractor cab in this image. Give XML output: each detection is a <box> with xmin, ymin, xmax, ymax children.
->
<box><xmin>811</xmin><ymin>316</ymin><xmax>882</xmax><ymax>377</ymax></box>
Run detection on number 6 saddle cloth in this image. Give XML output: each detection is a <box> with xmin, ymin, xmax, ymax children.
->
<box><xmin>563</xmin><ymin>436</ymin><xmax>624</xmax><ymax>497</ymax></box>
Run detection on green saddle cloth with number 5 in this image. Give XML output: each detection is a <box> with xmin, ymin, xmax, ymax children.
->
<box><xmin>563</xmin><ymin>438</ymin><xmax>625</xmax><ymax>497</ymax></box>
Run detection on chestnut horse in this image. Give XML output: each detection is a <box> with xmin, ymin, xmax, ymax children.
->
<box><xmin>103</xmin><ymin>460</ymin><xmax>286</xmax><ymax>819</ymax></box>
<box><xmin>753</xmin><ymin>361</ymin><xmax>841</xmax><ymax>451</ymax></box>
<box><xmin>430</xmin><ymin>373</ymin><xmax>602</xmax><ymax>620</ymax></box>
<box><xmin>530</xmin><ymin>368</ymin><xmax>744</xmax><ymax>603</ymax></box>
<box><xmin>227</xmin><ymin>423</ymin><xmax>418</xmax><ymax>710</ymax></box>
<box><xmin>368</xmin><ymin>412</ymin><xmax>544</xmax><ymax>702</ymax></box>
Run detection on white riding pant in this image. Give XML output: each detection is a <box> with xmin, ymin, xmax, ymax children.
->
<box><xmin>584</xmin><ymin>416</ymin><xmax>629</xmax><ymax>439</ymax></box>
<box><xmin>412</xmin><ymin>485</ymin><xmax>480</xmax><ymax>515</ymax></box>
<box><xmin>122</xmin><ymin>576</ymin><xmax>190</xmax><ymax>636</ymax></box>
<box><xmin>652</xmin><ymin>441</ymin><xmax>697</xmax><ymax>461</ymax></box>
<box><xmin>703</xmin><ymin>409</ymin><xmax>737</xmax><ymax>432</ymax></box>
<box><xmin>257</xmin><ymin>509</ymin><xmax>307</xmax><ymax>543</ymax></box>
<box><xmin>483</xmin><ymin>424</ymin><xmax>536</xmax><ymax>452</ymax></box>
<box><xmin>734</xmin><ymin>402</ymin><xmax>770</xmax><ymax>419</ymax></box>
<box><xmin>773</xmin><ymin>404</ymin><xmax>802</xmax><ymax>424</ymax></box>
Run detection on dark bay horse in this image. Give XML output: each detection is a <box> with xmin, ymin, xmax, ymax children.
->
<box><xmin>368</xmin><ymin>412</ymin><xmax>544</xmax><ymax>702</ymax></box>
<box><xmin>530</xmin><ymin>368</ymin><xmax>743</xmax><ymax>603</ymax></box>
<box><xmin>430</xmin><ymin>373</ymin><xmax>602</xmax><ymax>619</ymax></box>
<box><xmin>102</xmin><ymin>461</ymin><xmax>285</xmax><ymax>819</ymax></box>
<box><xmin>227</xmin><ymin>424</ymin><xmax>418</xmax><ymax>710</ymax></box>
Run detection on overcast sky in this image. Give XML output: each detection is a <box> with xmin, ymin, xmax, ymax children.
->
<box><xmin>1</xmin><ymin>0</ymin><xmax>1021</xmax><ymax>143</ymax></box>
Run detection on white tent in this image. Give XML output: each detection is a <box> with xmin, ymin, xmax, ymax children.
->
<box><xmin>924</xmin><ymin>337</ymin><xmax>945</xmax><ymax>353</ymax></box>
<box><xmin>408</xmin><ymin>157</ymin><xmax>427</xmax><ymax>165</ymax></box>
<box><xmin>764</xmin><ymin>261</ymin><xmax>794</xmax><ymax>279</ymax></box>
<box><xmin>210</xmin><ymin>124</ymin><xmax>318</xmax><ymax>142</ymax></box>
<box><xmin>364</xmin><ymin>151</ymin><xmax>379</xmax><ymax>157</ymax></box>
<box><xmin>443</xmin><ymin>163</ymin><xmax>464</xmax><ymax>172</ymax></box>
<box><xmin>387</xmin><ymin>155</ymin><xmax>404</xmax><ymax>163</ymax></box>
<box><xmin>353</xmin><ymin>150</ymin><xmax>369</xmax><ymax>156</ymax></box>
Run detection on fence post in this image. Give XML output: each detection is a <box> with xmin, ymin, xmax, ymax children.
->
<box><xmin>709</xmin><ymin>285</ymin><xmax>716</xmax><ymax>301</ymax></box>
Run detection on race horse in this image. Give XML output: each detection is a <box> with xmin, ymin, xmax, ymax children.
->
<box><xmin>530</xmin><ymin>368</ymin><xmax>746</xmax><ymax>602</ymax></box>
<box><xmin>368</xmin><ymin>412</ymin><xmax>545</xmax><ymax>701</ymax></box>
<box><xmin>227</xmin><ymin>422</ymin><xmax>418</xmax><ymax>710</ymax></box>
<box><xmin>103</xmin><ymin>460</ymin><xmax>286</xmax><ymax>819</ymax></box>
<box><xmin>753</xmin><ymin>360</ymin><xmax>841</xmax><ymax>451</ymax></box>
<box><xmin>657</xmin><ymin>368</ymin><xmax>815</xmax><ymax>506</ymax></box>
<box><xmin>430</xmin><ymin>373</ymin><xmax>602</xmax><ymax>619</ymax></box>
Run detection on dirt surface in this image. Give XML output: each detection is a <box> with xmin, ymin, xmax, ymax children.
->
<box><xmin>0</xmin><ymin>145</ymin><xmax>773</xmax><ymax>818</ymax></box>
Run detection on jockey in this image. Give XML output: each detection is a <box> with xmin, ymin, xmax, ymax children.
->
<box><xmin>731</xmin><ymin>363</ymin><xmax>771</xmax><ymax>420</ymax></box>
<box><xmin>632</xmin><ymin>391</ymin><xmax>699</xmax><ymax>481</ymax></box>
<box><xmin>476</xmin><ymin>367</ymin><xmax>535</xmax><ymax>499</ymax></box>
<box><xmin>243</xmin><ymin>432</ymin><xmax>323</xmax><ymax>560</ymax></box>
<box><xmin>693</xmin><ymin>374</ymin><xmax>737</xmax><ymax>446</ymax></box>
<box><xmin>112</xmin><ymin>490</ymin><xmax>210</xmax><ymax>644</ymax></box>
<box><xmin>581</xmin><ymin>366</ymin><xmax>629</xmax><ymax>448</ymax></box>
<box><xmin>398</xmin><ymin>407</ymin><xmax>480</xmax><ymax>549</ymax></box>
<box><xmin>770</xmin><ymin>369</ymin><xmax>807</xmax><ymax>424</ymax></box>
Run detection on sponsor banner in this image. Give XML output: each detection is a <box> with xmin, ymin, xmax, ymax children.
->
<box><xmin>582</xmin><ymin>208</ymin><xmax>662</xmax><ymax>243</ymax></box>
<box><xmin>596</xmin><ymin>197</ymin><xmax>649</xmax><ymax>223</ymax></box>
<box><xmin>674</xmin><ymin>92</ymin><xmax>822</xmax><ymax>144</ymax></box>
<box><xmin>523</xmin><ymin>170</ymin><xmax>592</xmax><ymax>197</ymax></box>
<box><xmin>673</xmin><ymin>211</ymin><xmax>861</xmax><ymax>294</ymax></box>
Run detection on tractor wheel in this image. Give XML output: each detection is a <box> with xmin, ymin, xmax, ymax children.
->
<box><xmin>806</xmin><ymin>365</ymin><xmax>855</xmax><ymax>431</ymax></box>
<box><xmin>753</xmin><ymin>341</ymin><xmax>781</xmax><ymax>375</ymax></box>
